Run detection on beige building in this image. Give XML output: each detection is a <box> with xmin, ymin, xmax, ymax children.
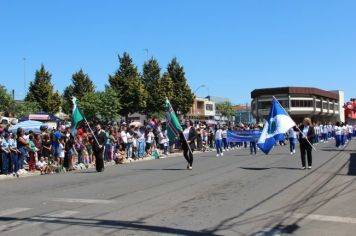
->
<box><xmin>251</xmin><ymin>87</ymin><xmax>344</xmax><ymax>123</ymax></box>
<box><xmin>187</xmin><ymin>97</ymin><xmax>216</xmax><ymax>121</ymax></box>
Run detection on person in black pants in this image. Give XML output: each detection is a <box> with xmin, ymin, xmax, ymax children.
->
<box><xmin>298</xmin><ymin>117</ymin><xmax>315</xmax><ymax>170</ymax></box>
<box><xmin>92</xmin><ymin>124</ymin><xmax>107</xmax><ymax>172</ymax></box>
<box><xmin>180</xmin><ymin>119</ymin><xmax>197</xmax><ymax>170</ymax></box>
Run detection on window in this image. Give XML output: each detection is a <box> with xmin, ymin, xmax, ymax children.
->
<box><xmin>206</xmin><ymin>104</ymin><xmax>214</xmax><ymax>111</ymax></box>
<box><xmin>316</xmin><ymin>101</ymin><xmax>321</xmax><ymax>108</ymax></box>
<box><xmin>322</xmin><ymin>102</ymin><xmax>328</xmax><ymax>109</ymax></box>
<box><xmin>291</xmin><ymin>100</ymin><xmax>313</xmax><ymax>107</ymax></box>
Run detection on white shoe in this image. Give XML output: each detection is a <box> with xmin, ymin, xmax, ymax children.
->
<box><xmin>221</xmin><ymin>153</ymin><xmax>224</xmax><ymax>157</ymax></box>
<box><xmin>308</xmin><ymin>166</ymin><xmax>312</xmax><ymax>169</ymax></box>
<box><xmin>291</xmin><ymin>152</ymin><xmax>293</xmax><ymax>155</ymax></box>
<box><xmin>293</xmin><ymin>150</ymin><xmax>296</xmax><ymax>153</ymax></box>
<box><xmin>301</xmin><ymin>166</ymin><xmax>306</xmax><ymax>170</ymax></box>
<box><xmin>216</xmin><ymin>154</ymin><xmax>219</xmax><ymax>157</ymax></box>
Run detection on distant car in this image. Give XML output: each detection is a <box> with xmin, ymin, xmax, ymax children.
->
<box><xmin>0</xmin><ymin>116</ymin><xmax>12</xmax><ymax>125</ymax></box>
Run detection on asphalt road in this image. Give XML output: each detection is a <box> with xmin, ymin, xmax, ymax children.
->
<box><xmin>0</xmin><ymin>139</ymin><xmax>355</xmax><ymax>236</ymax></box>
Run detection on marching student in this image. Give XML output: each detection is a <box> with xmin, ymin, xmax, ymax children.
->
<box><xmin>215</xmin><ymin>125</ymin><xmax>223</xmax><ymax>157</ymax></box>
<box><xmin>334</xmin><ymin>121</ymin><xmax>342</xmax><ymax>148</ymax></box>
<box><xmin>288</xmin><ymin>126</ymin><xmax>297</xmax><ymax>155</ymax></box>
<box><xmin>298</xmin><ymin>117</ymin><xmax>315</xmax><ymax>169</ymax></box>
<box><xmin>180</xmin><ymin>119</ymin><xmax>196</xmax><ymax>170</ymax></box>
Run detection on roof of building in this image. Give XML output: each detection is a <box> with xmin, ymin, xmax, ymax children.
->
<box><xmin>233</xmin><ymin>105</ymin><xmax>251</xmax><ymax>111</ymax></box>
<box><xmin>251</xmin><ymin>87</ymin><xmax>339</xmax><ymax>100</ymax></box>
<box><xmin>205</xmin><ymin>96</ymin><xmax>230</xmax><ymax>104</ymax></box>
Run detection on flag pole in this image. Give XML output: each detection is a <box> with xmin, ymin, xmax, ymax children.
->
<box><xmin>166</xmin><ymin>97</ymin><xmax>193</xmax><ymax>155</ymax></box>
<box><xmin>272</xmin><ymin>96</ymin><xmax>316</xmax><ymax>151</ymax></box>
<box><xmin>82</xmin><ymin>115</ymin><xmax>100</xmax><ymax>147</ymax></box>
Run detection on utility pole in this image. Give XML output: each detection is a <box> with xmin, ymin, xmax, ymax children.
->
<box><xmin>23</xmin><ymin>57</ymin><xmax>26</xmax><ymax>98</ymax></box>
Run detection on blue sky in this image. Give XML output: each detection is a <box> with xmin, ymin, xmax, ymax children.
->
<box><xmin>0</xmin><ymin>0</ymin><xmax>355</xmax><ymax>104</ymax></box>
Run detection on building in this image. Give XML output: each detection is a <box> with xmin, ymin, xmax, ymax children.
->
<box><xmin>251</xmin><ymin>87</ymin><xmax>345</xmax><ymax>123</ymax></box>
<box><xmin>187</xmin><ymin>97</ymin><xmax>216</xmax><ymax>122</ymax></box>
<box><xmin>234</xmin><ymin>105</ymin><xmax>255</xmax><ymax>124</ymax></box>
<box><xmin>344</xmin><ymin>98</ymin><xmax>356</xmax><ymax>125</ymax></box>
<box><xmin>205</xmin><ymin>96</ymin><xmax>235</xmax><ymax>123</ymax></box>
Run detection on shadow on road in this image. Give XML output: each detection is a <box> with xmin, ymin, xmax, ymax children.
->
<box><xmin>240</xmin><ymin>167</ymin><xmax>301</xmax><ymax>171</ymax></box>
<box><xmin>0</xmin><ymin>215</ymin><xmax>220</xmax><ymax>236</ymax></box>
<box><xmin>347</xmin><ymin>153</ymin><xmax>356</xmax><ymax>176</ymax></box>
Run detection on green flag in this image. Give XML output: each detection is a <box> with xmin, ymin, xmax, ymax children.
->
<box><xmin>166</xmin><ymin>98</ymin><xmax>183</xmax><ymax>141</ymax></box>
<box><xmin>71</xmin><ymin>97</ymin><xmax>84</xmax><ymax>134</ymax></box>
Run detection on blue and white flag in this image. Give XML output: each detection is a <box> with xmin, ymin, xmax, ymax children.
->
<box><xmin>257</xmin><ymin>98</ymin><xmax>295</xmax><ymax>154</ymax></box>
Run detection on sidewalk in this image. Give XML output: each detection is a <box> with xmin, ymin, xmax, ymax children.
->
<box><xmin>0</xmin><ymin>149</ymin><xmax>215</xmax><ymax>181</ymax></box>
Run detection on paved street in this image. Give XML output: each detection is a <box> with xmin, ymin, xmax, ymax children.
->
<box><xmin>0</xmin><ymin>140</ymin><xmax>355</xmax><ymax>236</ymax></box>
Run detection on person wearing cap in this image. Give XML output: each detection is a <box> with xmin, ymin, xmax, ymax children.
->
<box><xmin>180</xmin><ymin>119</ymin><xmax>197</xmax><ymax>170</ymax></box>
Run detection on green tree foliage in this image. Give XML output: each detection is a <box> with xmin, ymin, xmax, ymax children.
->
<box><xmin>25</xmin><ymin>64</ymin><xmax>61</xmax><ymax>113</ymax></box>
<box><xmin>155</xmin><ymin>72</ymin><xmax>175</xmax><ymax>112</ymax></box>
<box><xmin>78</xmin><ymin>87</ymin><xmax>120</xmax><ymax>122</ymax></box>
<box><xmin>0</xmin><ymin>84</ymin><xmax>12</xmax><ymax>112</ymax></box>
<box><xmin>216</xmin><ymin>101</ymin><xmax>235</xmax><ymax>120</ymax></box>
<box><xmin>166</xmin><ymin>58</ymin><xmax>194</xmax><ymax>115</ymax></box>
<box><xmin>62</xmin><ymin>69</ymin><xmax>95</xmax><ymax>114</ymax></box>
<box><xmin>108</xmin><ymin>52</ymin><xmax>148</xmax><ymax>118</ymax></box>
<box><xmin>12</xmin><ymin>101</ymin><xmax>40</xmax><ymax>117</ymax></box>
<box><xmin>97</xmin><ymin>87</ymin><xmax>121</xmax><ymax>122</ymax></box>
<box><xmin>142</xmin><ymin>58</ymin><xmax>162</xmax><ymax>115</ymax></box>
<box><xmin>78</xmin><ymin>92</ymin><xmax>99</xmax><ymax>121</ymax></box>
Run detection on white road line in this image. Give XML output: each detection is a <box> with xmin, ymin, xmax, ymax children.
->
<box><xmin>51</xmin><ymin>198</ymin><xmax>114</xmax><ymax>204</ymax></box>
<box><xmin>0</xmin><ymin>210</ymin><xmax>79</xmax><ymax>233</ymax></box>
<box><xmin>0</xmin><ymin>208</ymin><xmax>32</xmax><ymax>217</ymax></box>
<box><xmin>291</xmin><ymin>212</ymin><xmax>356</xmax><ymax>224</ymax></box>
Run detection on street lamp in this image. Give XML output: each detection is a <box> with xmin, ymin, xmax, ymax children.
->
<box><xmin>194</xmin><ymin>84</ymin><xmax>206</xmax><ymax>95</ymax></box>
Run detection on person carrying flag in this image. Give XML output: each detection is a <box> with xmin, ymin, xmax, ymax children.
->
<box><xmin>165</xmin><ymin>98</ymin><xmax>196</xmax><ymax>170</ymax></box>
<box><xmin>298</xmin><ymin>117</ymin><xmax>315</xmax><ymax>169</ymax></box>
<box><xmin>180</xmin><ymin>119</ymin><xmax>197</xmax><ymax>170</ymax></box>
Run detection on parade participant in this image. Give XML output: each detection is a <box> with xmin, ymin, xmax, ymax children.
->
<box><xmin>298</xmin><ymin>117</ymin><xmax>315</xmax><ymax>169</ymax></box>
<box><xmin>334</xmin><ymin>121</ymin><xmax>342</xmax><ymax>148</ymax></box>
<box><xmin>215</xmin><ymin>125</ymin><xmax>223</xmax><ymax>157</ymax></box>
<box><xmin>288</xmin><ymin>126</ymin><xmax>297</xmax><ymax>155</ymax></box>
<box><xmin>180</xmin><ymin>119</ymin><xmax>196</xmax><ymax>170</ymax></box>
<box><xmin>92</xmin><ymin>124</ymin><xmax>107</xmax><ymax>172</ymax></box>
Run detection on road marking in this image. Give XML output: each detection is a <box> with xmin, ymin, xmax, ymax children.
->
<box><xmin>51</xmin><ymin>198</ymin><xmax>114</xmax><ymax>204</ymax></box>
<box><xmin>0</xmin><ymin>208</ymin><xmax>32</xmax><ymax>217</ymax></box>
<box><xmin>0</xmin><ymin>210</ymin><xmax>79</xmax><ymax>233</ymax></box>
<box><xmin>291</xmin><ymin>212</ymin><xmax>356</xmax><ymax>224</ymax></box>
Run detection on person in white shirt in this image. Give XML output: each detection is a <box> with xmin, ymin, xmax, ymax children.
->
<box><xmin>215</xmin><ymin>125</ymin><xmax>223</xmax><ymax>157</ymax></box>
<box><xmin>145</xmin><ymin>128</ymin><xmax>154</xmax><ymax>155</ymax></box>
<box><xmin>36</xmin><ymin>156</ymin><xmax>52</xmax><ymax>174</ymax></box>
<box><xmin>222</xmin><ymin>126</ymin><xmax>228</xmax><ymax>151</ymax></box>
<box><xmin>334</xmin><ymin>121</ymin><xmax>342</xmax><ymax>148</ymax></box>
<box><xmin>288</xmin><ymin>127</ymin><xmax>297</xmax><ymax>155</ymax></box>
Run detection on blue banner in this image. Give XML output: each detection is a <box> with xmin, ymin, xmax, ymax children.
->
<box><xmin>227</xmin><ymin>130</ymin><xmax>262</xmax><ymax>142</ymax></box>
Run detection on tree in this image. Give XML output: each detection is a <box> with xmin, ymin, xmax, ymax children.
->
<box><xmin>216</xmin><ymin>101</ymin><xmax>235</xmax><ymax>120</ymax></box>
<box><xmin>78</xmin><ymin>87</ymin><xmax>121</xmax><ymax>122</ymax></box>
<box><xmin>142</xmin><ymin>58</ymin><xmax>162</xmax><ymax>115</ymax></box>
<box><xmin>166</xmin><ymin>58</ymin><xmax>194</xmax><ymax>115</ymax></box>
<box><xmin>108</xmin><ymin>52</ymin><xmax>148</xmax><ymax>119</ymax></box>
<box><xmin>97</xmin><ymin>87</ymin><xmax>121</xmax><ymax>122</ymax></box>
<box><xmin>62</xmin><ymin>69</ymin><xmax>95</xmax><ymax>114</ymax></box>
<box><xmin>153</xmin><ymin>72</ymin><xmax>175</xmax><ymax>113</ymax></box>
<box><xmin>0</xmin><ymin>84</ymin><xmax>12</xmax><ymax>112</ymax></box>
<box><xmin>78</xmin><ymin>92</ymin><xmax>99</xmax><ymax>121</ymax></box>
<box><xmin>25</xmin><ymin>64</ymin><xmax>61</xmax><ymax>113</ymax></box>
<box><xmin>12</xmin><ymin>101</ymin><xmax>40</xmax><ymax>118</ymax></box>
